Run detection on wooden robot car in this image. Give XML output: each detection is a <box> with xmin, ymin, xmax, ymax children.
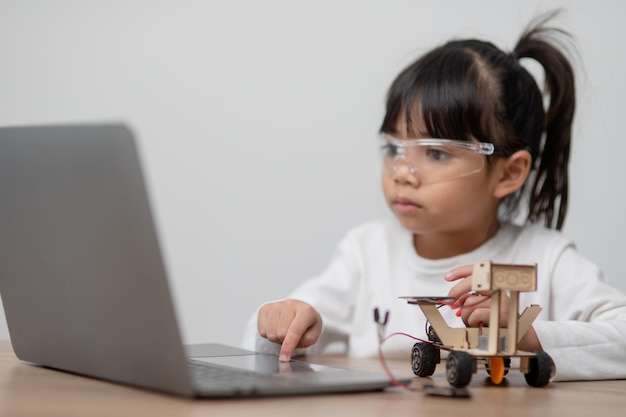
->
<box><xmin>402</xmin><ymin>261</ymin><xmax>554</xmax><ymax>388</ymax></box>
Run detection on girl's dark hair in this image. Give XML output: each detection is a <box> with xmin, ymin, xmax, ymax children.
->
<box><xmin>380</xmin><ymin>10</ymin><xmax>575</xmax><ymax>230</ymax></box>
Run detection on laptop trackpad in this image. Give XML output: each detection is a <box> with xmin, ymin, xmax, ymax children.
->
<box><xmin>186</xmin><ymin>343</ymin><xmax>343</xmax><ymax>375</ymax></box>
<box><xmin>191</xmin><ymin>354</ymin><xmax>342</xmax><ymax>374</ymax></box>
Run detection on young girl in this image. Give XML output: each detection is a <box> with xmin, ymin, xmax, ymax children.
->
<box><xmin>244</xmin><ymin>13</ymin><xmax>626</xmax><ymax>381</ymax></box>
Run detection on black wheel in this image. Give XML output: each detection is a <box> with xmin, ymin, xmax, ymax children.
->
<box><xmin>446</xmin><ymin>351</ymin><xmax>474</xmax><ymax>388</ymax></box>
<box><xmin>411</xmin><ymin>342</ymin><xmax>439</xmax><ymax>377</ymax></box>
<box><xmin>524</xmin><ymin>351</ymin><xmax>553</xmax><ymax>387</ymax></box>
<box><xmin>485</xmin><ymin>356</ymin><xmax>511</xmax><ymax>376</ymax></box>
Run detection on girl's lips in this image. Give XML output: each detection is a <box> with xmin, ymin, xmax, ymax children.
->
<box><xmin>393</xmin><ymin>197</ymin><xmax>422</xmax><ymax>214</ymax></box>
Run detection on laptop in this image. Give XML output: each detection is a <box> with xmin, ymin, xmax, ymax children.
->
<box><xmin>0</xmin><ymin>122</ymin><xmax>398</xmax><ymax>398</ymax></box>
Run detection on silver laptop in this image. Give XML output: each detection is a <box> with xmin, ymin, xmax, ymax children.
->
<box><xmin>0</xmin><ymin>122</ymin><xmax>397</xmax><ymax>397</ymax></box>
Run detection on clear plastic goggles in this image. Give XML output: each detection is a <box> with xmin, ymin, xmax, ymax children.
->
<box><xmin>380</xmin><ymin>133</ymin><xmax>496</xmax><ymax>184</ymax></box>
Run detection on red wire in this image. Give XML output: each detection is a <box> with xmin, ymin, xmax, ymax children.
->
<box><xmin>440</xmin><ymin>293</ymin><xmax>494</xmax><ymax>318</ymax></box>
<box><xmin>377</xmin><ymin>294</ymin><xmax>495</xmax><ymax>390</ymax></box>
<box><xmin>440</xmin><ymin>292</ymin><xmax>494</xmax><ymax>309</ymax></box>
<box><xmin>377</xmin><ymin>331</ymin><xmax>431</xmax><ymax>392</ymax></box>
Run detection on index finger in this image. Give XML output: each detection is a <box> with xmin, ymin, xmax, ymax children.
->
<box><xmin>444</xmin><ymin>264</ymin><xmax>474</xmax><ymax>282</ymax></box>
<box><xmin>279</xmin><ymin>320</ymin><xmax>307</xmax><ymax>362</ymax></box>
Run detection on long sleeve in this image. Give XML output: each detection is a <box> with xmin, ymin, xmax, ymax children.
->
<box><xmin>532</xmin><ymin>245</ymin><xmax>626</xmax><ymax>381</ymax></box>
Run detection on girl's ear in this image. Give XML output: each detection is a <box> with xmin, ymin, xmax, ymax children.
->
<box><xmin>493</xmin><ymin>150</ymin><xmax>532</xmax><ymax>198</ymax></box>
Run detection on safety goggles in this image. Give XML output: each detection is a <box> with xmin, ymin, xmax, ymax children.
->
<box><xmin>380</xmin><ymin>133</ymin><xmax>496</xmax><ymax>184</ymax></box>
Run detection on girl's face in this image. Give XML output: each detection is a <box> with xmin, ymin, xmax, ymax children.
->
<box><xmin>382</xmin><ymin>122</ymin><xmax>502</xmax><ymax>259</ymax></box>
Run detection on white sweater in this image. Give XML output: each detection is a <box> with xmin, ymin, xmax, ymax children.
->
<box><xmin>243</xmin><ymin>219</ymin><xmax>626</xmax><ymax>381</ymax></box>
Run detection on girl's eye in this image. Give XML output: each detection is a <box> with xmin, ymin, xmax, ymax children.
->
<box><xmin>382</xmin><ymin>144</ymin><xmax>400</xmax><ymax>157</ymax></box>
<box><xmin>426</xmin><ymin>147</ymin><xmax>452</xmax><ymax>162</ymax></box>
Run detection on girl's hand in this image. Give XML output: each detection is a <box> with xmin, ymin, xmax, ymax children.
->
<box><xmin>445</xmin><ymin>265</ymin><xmax>510</xmax><ymax>328</ymax></box>
<box><xmin>257</xmin><ymin>299</ymin><xmax>322</xmax><ymax>362</ymax></box>
<box><xmin>445</xmin><ymin>265</ymin><xmax>541</xmax><ymax>351</ymax></box>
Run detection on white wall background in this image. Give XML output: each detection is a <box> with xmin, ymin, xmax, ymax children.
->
<box><xmin>1</xmin><ymin>0</ymin><xmax>624</xmax><ymax>347</ymax></box>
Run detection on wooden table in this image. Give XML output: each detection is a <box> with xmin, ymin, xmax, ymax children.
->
<box><xmin>1</xmin><ymin>340</ymin><xmax>624</xmax><ymax>416</ymax></box>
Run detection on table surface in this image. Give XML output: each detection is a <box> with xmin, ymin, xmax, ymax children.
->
<box><xmin>1</xmin><ymin>340</ymin><xmax>625</xmax><ymax>417</ymax></box>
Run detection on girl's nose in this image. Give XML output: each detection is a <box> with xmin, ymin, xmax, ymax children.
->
<box><xmin>393</xmin><ymin>158</ymin><xmax>420</xmax><ymax>185</ymax></box>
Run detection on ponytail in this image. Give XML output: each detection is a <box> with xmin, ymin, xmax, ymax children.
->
<box><xmin>513</xmin><ymin>11</ymin><xmax>576</xmax><ymax>230</ymax></box>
